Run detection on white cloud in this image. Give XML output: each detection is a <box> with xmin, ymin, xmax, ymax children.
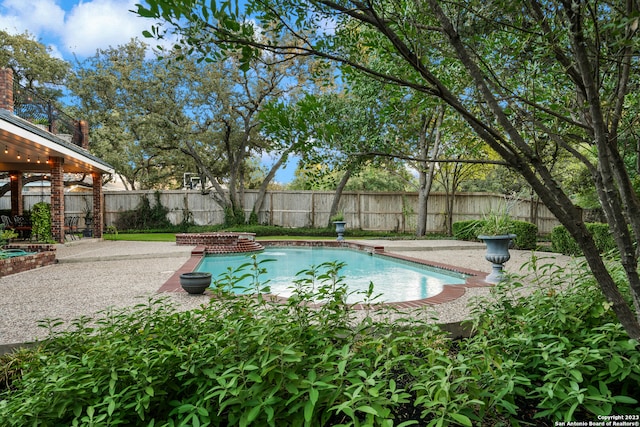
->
<box><xmin>61</xmin><ymin>0</ymin><xmax>151</xmax><ymax>56</ymax></box>
<box><xmin>0</xmin><ymin>0</ymin><xmax>65</xmax><ymax>36</ymax></box>
<box><xmin>0</xmin><ymin>0</ymin><xmax>162</xmax><ymax>59</ymax></box>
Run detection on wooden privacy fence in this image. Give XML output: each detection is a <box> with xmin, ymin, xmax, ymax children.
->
<box><xmin>5</xmin><ymin>190</ymin><xmax>561</xmax><ymax>234</ymax></box>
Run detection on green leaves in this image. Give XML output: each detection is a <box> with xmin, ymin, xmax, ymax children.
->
<box><xmin>3</xmin><ymin>257</ymin><xmax>640</xmax><ymax>425</ymax></box>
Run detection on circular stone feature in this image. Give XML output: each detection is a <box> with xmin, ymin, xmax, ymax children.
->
<box><xmin>175</xmin><ymin>232</ymin><xmax>264</xmax><ymax>254</ymax></box>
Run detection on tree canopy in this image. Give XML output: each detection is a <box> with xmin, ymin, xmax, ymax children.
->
<box><xmin>137</xmin><ymin>0</ymin><xmax>640</xmax><ymax>338</ymax></box>
<box><xmin>69</xmin><ymin>38</ymin><xmax>326</xmax><ymax>223</ymax></box>
<box><xmin>0</xmin><ymin>30</ymin><xmax>69</xmax><ymax>89</ymax></box>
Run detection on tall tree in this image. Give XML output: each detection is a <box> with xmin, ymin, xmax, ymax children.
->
<box><xmin>262</xmin><ymin>91</ymin><xmax>396</xmax><ymax>224</ymax></box>
<box><xmin>0</xmin><ymin>30</ymin><xmax>69</xmax><ymax>89</ymax></box>
<box><xmin>138</xmin><ymin>0</ymin><xmax>640</xmax><ymax>338</ymax></box>
<box><xmin>71</xmin><ymin>39</ymin><xmax>322</xmax><ymax>222</ymax></box>
<box><xmin>173</xmin><ymin>48</ymin><xmax>321</xmax><ymax>223</ymax></box>
<box><xmin>68</xmin><ymin>40</ymin><xmax>191</xmax><ymax>190</ymax></box>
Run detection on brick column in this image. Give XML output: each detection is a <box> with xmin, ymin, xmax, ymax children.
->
<box><xmin>92</xmin><ymin>172</ymin><xmax>103</xmax><ymax>238</ymax></box>
<box><xmin>0</xmin><ymin>68</ymin><xmax>13</xmax><ymax>112</ymax></box>
<box><xmin>9</xmin><ymin>172</ymin><xmax>23</xmax><ymax>216</ymax></box>
<box><xmin>50</xmin><ymin>157</ymin><xmax>65</xmax><ymax>243</ymax></box>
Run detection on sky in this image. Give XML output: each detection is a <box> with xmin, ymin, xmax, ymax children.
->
<box><xmin>0</xmin><ymin>0</ymin><xmax>154</xmax><ymax>60</ymax></box>
<box><xmin>0</xmin><ymin>0</ymin><xmax>297</xmax><ymax>183</ymax></box>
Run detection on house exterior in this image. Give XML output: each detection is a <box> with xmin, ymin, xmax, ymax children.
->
<box><xmin>0</xmin><ymin>67</ymin><xmax>114</xmax><ymax>242</ymax></box>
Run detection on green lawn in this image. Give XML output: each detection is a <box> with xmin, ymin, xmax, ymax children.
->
<box><xmin>103</xmin><ymin>233</ymin><xmax>352</xmax><ymax>242</ymax></box>
<box><xmin>103</xmin><ymin>233</ymin><xmax>177</xmax><ymax>242</ymax></box>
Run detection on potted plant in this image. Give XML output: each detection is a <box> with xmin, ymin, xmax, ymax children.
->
<box><xmin>179</xmin><ymin>272</ymin><xmax>213</xmax><ymax>294</ymax></box>
<box><xmin>331</xmin><ymin>212</ymin><xmax>347</xmax><ymax>241</ymax></box>
<box><xmin>0</xmin><ymin>225</ymin><xmax>18</xmax><ymax>246</ymax></box>
<box><xmin>477</xmin><ymin>207</ymin><xmax>516</xmax><ymax>283</ymax></box>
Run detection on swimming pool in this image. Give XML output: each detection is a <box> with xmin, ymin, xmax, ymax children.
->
<box><xmin>195</xmin><ymin>247</ymin><xmax>467</xmax><ymax>303</ymax></box>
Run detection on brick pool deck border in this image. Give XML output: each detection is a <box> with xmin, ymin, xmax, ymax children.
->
<box><xmin>158</xmin><ymin>240</ymin><xmax>491</xmax><ymax>308</ymax></box>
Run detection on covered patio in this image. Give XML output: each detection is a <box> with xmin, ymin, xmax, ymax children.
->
<box><xmin>0</xmin><ymin>68</ymin><xmax>114</xmax><ymax>243</ymax></box>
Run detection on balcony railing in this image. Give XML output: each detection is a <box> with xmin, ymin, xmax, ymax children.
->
<box><xmin>12</xmin><ymin>82</ymin><xmax>85</xmax><ymax>148</ymax></box>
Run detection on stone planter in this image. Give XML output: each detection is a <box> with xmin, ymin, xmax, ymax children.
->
<box><xmin>478</xmin><ymin>234</ymin><xmax>516</xmax><ymax>283</ymax></box>
<box><xmin>179</xmin><ymin>272</ymin><xmax>212</xmax><ymax>294</ymax></box>
<box><xmin>333</xmin><ymin>221</ymin><xmax>347</xmax><ymax>241</ymax></box>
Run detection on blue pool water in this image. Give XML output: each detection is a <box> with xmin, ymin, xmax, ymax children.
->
<box><xmin>196</xmin><ymin>247</ymin><xmax>466</xmax><ymax>303</ymax></box>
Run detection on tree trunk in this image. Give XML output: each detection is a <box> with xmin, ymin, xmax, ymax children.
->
<box><xmin>252</xmin><ymin>150</ymin><xmax>291</xmax><ymax>220</ymax></box>
<box><xmin>428</xmin><ymin>0</ymin><xmax>640</xmax><ymax>337</ymax></box>
<box><xmin>416</xmin><ymin>108</ymin><xmax>443</xmax><ymax>236</ymax></box>
<box><xmin>327</xmin><ymin>169</ymin><xmax>352</xmax><ymax>227</ymax></box>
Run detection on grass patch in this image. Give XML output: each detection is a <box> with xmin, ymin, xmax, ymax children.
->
<box><xmin>103</xmin><ymin>224</ymin><xmax>437</xmax><ymax>241</ymax></box>
<box><xmin>104</xmin><ymin>233</ymin><xmax>176</xmax><ymax>242</ymax></box>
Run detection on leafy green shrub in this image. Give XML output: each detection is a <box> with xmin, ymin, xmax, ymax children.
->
<box><xmin>510</xmin><ymin>220</ymin><xmax>538</xmax><ymax>250</ymax></box>
<box><xmin>0</xmin><ymin>224</ymin><xmax>17</xmax><ymax>246</ymax></box>
<box><xmin>0</xmin><ymin>261</ymin><xmax>450</xmax><ymax>426</ymax></box>
<box><xmin>551</xmin><ymin>223</ymin><xmax>616</xmax><ymax>255</ymax></box>
<box><xmin>2</xmin><ymin>255</ymin><xmax>638</xmax><ymax>425</ymax></box>
<box><xmin>223</xmin><ymin>206</ymin><xmax>247</xmax><ymax>226</ymax></box>
<box><xmin>453</xmin><ymin>219</ymin><xmax>537</xmax><ymax>250</ymax></box>
<box><xmin>114</xmin><ymin>191</ymin><xmax>172</xmax><ymax>231</ymax></box>
<box><xmin>31</xmin><ymin>202</ymin><xmax>54</xmax><ymax>243</ymax></box>
<box><xmin>452</xmin><ymin>220</ymin><xmax>482</xmax><ymax>241</ymax></box>
<box><xmin>589</xmin><ymin>223</ymin><xmax>617</xmax><ymax>253</ymax></box>
<box><xmin>465</xmin><ymin>255</ymin><xmax>640</xmax><ymax>422</ymax></box>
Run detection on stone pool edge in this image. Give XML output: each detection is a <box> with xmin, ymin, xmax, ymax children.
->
<box><xmin>158</xmin><ymin>240</ymin><xmax>490</xmax><ymax>309</ymax></box>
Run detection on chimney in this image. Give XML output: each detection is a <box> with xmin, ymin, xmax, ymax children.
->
<box><xmin>0</xmin><ymin>68</ymin><xmax>13</xmax><ymax>113</ymax></box>
<box><xmin>73</xmin><ymin>119</ymin><xmax>90</xmax><ymax>149</ymax></box>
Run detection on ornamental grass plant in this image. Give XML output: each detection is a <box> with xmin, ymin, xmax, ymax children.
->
<box><xmin>0</xmin><ymin>255</ymin><xmax>638</xmax><ymax>426</ymax></box>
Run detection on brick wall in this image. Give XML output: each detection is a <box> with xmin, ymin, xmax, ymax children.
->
<box><xmin>49</xmin><ymin>157</ymin><xmax>65</xmax><ymax>242</ymax></box>
<box><xmin>0</xmin><ymin>68</ymin><xmax>13</xmax><ymax>112</ymax></box>
<box><xmin>0</xmin><ymin>249</ymin><xmax>56</xmax><ymax>277</ymax></box>
<box><xmin>175</xmin><ymin>232</ymin><xmax>263</xmax><ymax>254</ymax></box>
<box><xmin>92</xmin><ymin>172</ymin><xmax>103</xmax><ymax>238</ymax></box>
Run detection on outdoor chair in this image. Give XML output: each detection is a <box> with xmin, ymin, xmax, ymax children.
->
<box><xmin>1</xmin><ymin>215</ymin><xmax>12</xmax><ymax>228</ymax></box>
<box><xmin>12</xmin><ymin>215</ymin><xmax>32</xmax><ymax>240</ymax></box>
<box><xmin>64</xmin><ymin>216</ymin><xmax>79</xmax><ymax>240</ymax></box>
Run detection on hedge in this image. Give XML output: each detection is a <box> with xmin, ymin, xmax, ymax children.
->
<box><xmin>550</xmin><ymin>222</ymin><xmax>616</xmax><ymax>256</ymax></box>
<box><xmin>452</xmin><ymin>219</ymin><xmax>538</xmax><ymax>250</ymax></box>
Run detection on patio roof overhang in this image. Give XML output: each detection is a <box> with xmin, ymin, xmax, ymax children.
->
<box><xmin>0</xmin><ymin>109</ymin><xmax>114</xmax><ymax>175</ymax></box>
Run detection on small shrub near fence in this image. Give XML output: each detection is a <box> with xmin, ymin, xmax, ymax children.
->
<box><xmin>452</xmin><ymin>220</ymin><xmax>481</xmax><ymax>241</ymax></box>
<box><xmin>114</xmin><ymin>192</ymin><xmax>173</xmax><ymax>231</ymax></box>
<box><xmin>452</xmin><ymin>219</ymin><xmax>538</xmax><ymax>250</ymax></box>
<box><xmin>550</xmin><ymin>223</ymin><xmax>616</xmax><ymax>256</ymax></box>
<box><xmin>511</xmin><ymin>221</ymin><xmax>538</xmax><ymax>250</ymax></box>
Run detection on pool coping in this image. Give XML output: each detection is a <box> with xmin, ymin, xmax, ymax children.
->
<box><xmin>157</xmin><ymin>240</ymin><xmax>491</xmax><ymax>308</ymax></box>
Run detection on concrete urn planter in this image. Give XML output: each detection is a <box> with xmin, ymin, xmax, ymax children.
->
<box><xmin>179</xmin><ymin>272</ymin><xmax>212</xmax><ymax>294</ymax></box>
<box><xmin>478</xmin><ymin>234</ymin><xmax>516</xmax><ymax>283</ymax></box>
<box><xmin>333</xmin><ymin>221</ymin><xmax>347</xmax><ymax>241</ymax></box>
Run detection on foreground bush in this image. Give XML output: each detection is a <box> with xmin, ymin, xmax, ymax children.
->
<box><xmin>0</xmin><ymin>261</ymin><xmax>451</xmax><ymax>426</ymax></box>
<box><xmin>1</xmin><ymin>256</ymin><xmax>638</xmax><ymax>426</ymax></box>
<box><xmin>464</xmin><ymin>255</ymin><xmax>640</xmax><ymax>422</ymax></box>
